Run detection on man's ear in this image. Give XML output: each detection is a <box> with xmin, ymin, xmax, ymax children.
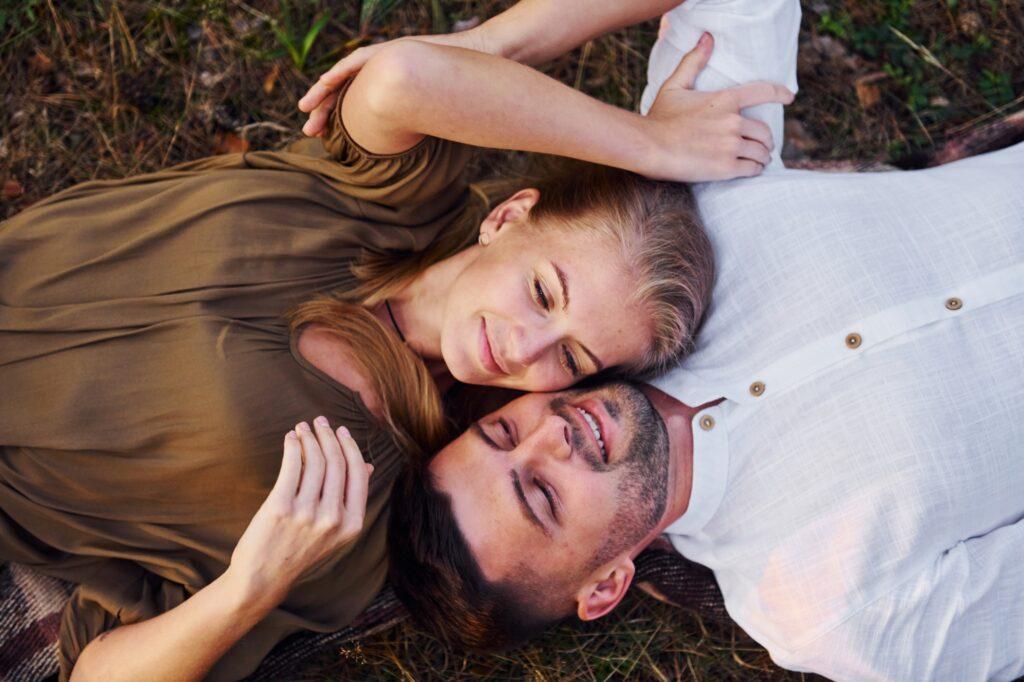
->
<box><xmin>575</xmin><ymin>555</ymin><xmax>635</xmax><ymax>622</ymax></box>
<box><xmin>478</xmin><ymin>188</ymin><xmax>540</xmax><ymax>243</ymax></box>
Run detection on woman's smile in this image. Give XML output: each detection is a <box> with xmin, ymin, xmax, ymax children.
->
<box><xmin>479</xmin><ymin>317</ymin><xmax>508</xmax><ymax>376</ymax></box>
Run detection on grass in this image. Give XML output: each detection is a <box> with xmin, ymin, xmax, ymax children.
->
<box><xmin>304</xmin><ymin>592</ymin><xmax>809</xmax><ymax>681</ymax></box>
<box><xmin>1</xmin><ymin>1</ymin><xmax>1021</xmax><ymax>678</ymax></box>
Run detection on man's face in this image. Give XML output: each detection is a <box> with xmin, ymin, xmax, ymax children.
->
<box><xmin>429</xmin><ymin>382</ymin><xmax>671</xmax><ymax>589</ymax></box>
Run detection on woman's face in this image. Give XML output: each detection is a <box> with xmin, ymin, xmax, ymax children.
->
<box><xmin>439</xmin><ymin>191</ymin><xmax>654</xmax><ymax>391</ymax></box>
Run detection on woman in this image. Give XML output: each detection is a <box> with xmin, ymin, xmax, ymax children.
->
<box><xmin>0</xmin><ymin>6</ymin><xmax>791</xmax><ymax>681</ymax></box>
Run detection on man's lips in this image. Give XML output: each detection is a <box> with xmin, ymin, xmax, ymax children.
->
<box><xmin>478</xmin><ymin>318</ymin><xmax>507</xmax><ymax>375</ymax></box>
<box><xmin>569</xmin><ymin>397</ymin><xmax>616</xmax><ymax>463</ymax></box>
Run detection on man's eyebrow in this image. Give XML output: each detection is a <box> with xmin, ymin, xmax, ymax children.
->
<box><xmin>553</xmin><ymin>261</ymin><xmax>604</xmax><ymax>373</ymax></box>
<box><xmin>511</xmin><ymin>470</ymin><xmax>551</xmax><ymax>537</ymax></box>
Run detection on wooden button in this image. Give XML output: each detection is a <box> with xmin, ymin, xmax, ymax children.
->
<box><xmin>699</xmin><ymin>415</ymin><xmax>715</xmax><ymax>431</ymax></box>
<box><xmin>845</xmin><ymin>332</ymin><xmax>862</xmax><ymax>349</ymax></box>
<box><xmin>945</xmin><ymin>297</ymin><xmax>963</xmax><ymax>311</ymax></box>
<box><xmin>749</xmin><ymin>381</ymin><xmax>766</xmax><ymax>397</ymax></box>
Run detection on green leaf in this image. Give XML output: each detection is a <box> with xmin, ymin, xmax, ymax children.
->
<box><xmin>271</xmin><ymin>22</ymin><xmax>301</xmax><ymax>68</ymax></box>
<box><xmin>299</xmin><ymin>13</ymin><xmax>331</xmax><ymax>68</ymax></box>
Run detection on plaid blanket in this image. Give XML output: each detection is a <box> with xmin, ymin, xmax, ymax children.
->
<box><xmin>0</xmin><ymin>563</ymin><xmax>73</xmax><ymax>681</ymax></box>
<box><xmin>0</xmin><ymin>550</ymin><xmax>721</xmax><ymax>682</ymax></box>
<box><xmin>2</xmin><ymin>111</ymin><xmax>1021</xmax><ymax>680</ymax></box>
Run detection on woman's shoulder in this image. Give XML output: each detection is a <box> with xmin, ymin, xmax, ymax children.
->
<box><xmin>295</xmin><ymin>323</ymin><xmax>383</xmax><ymax>418</ymax></box>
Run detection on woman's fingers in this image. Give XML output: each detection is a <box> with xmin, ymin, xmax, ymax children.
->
<box><xmin>302</xmin><ymin>91</ymin><xmax>340</xmax><ymax>138</ymax></box>
<box><xmin>298</xmin><ymin>48</ymin><xmax>369</xmax><ymax>113</ymax></box>
<box><xmin>314</xmin><ymin>416</ymin><xmax>347</xmax><ymax>511</ymax></box>
<box><xmin>298</xmin><ymin>79</ymin><xmax>332</xmax><ymax>114</ymax></box>
<box><xmin>295</xmin><ymin>422</ymin><xmax>327</xmax><ymax>507</ymax></box>
<box><xmin>269</xmin><ymin>431</ymin><xmax>303</xmax><ymax>501</ymax></box>
<box><xmin>738</xmin><ymin>139</ymin><xmax>771</xmax><ymax>167</ymax></box>
<box><xmin>663</xmin><ymin>32</ymin><xmax>713</xmax><ymax>91</ymax></box>
<box><xmin>733</xmin><ymin>159</ymin><xmax>765</xmax><ymax>178</ymax></box>
<box><xmin>337</xmin><ymin>426</ymin><xmax>370</xmax><ymax>528</ymax></box>
<box><xmin>733</xmin><ymin>81</ymin><xmax>795</xmax><ymax>110</ymax></box>
<box><xmin>740</xmin><ymin>117</ymin><xmax>774</xmax><ymax>153</ymax></box>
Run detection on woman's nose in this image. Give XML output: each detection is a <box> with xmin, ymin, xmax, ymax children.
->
<box><xmin>507</xmin><ymin>325</ymin><xmax>558</xmax><ymax>372</ymax></box>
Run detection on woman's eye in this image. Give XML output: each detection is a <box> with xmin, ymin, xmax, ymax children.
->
<box><xmin>562</xmin><ymin>346</ymin><xmax>580</xmax><ymax>377</ymax></box>
<box><xmin>534</xmin><ymin>278</ymin><xmax>550</xmax><ymax>311</ymax></box>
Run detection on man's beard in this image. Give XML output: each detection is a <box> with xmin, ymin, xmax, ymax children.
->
<box><xmin>554</xmin><ymin>382</ymin><xmax>671</xmax><ymax>567</ymax></box>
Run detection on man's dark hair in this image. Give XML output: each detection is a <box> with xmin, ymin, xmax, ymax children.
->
<box><xmin>386</xmin><ymin>459</ymin><xmax>569</xmax><ymax>651</ymax></box>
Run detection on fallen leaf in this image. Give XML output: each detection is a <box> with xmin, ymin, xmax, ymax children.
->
<box><xmin>263</xmin><ymin>63</ymin><xmax>281</xmax><ymax>96</ymax></box>
<box><xmin>958</xmin><ymin>11</ymin><xmax>983</xmax><ymax>36</ymax></box>
<box><xmin>212</xmin><ymin>131</ymin><xmax>250</xmax><ymax>155</ymax></box>
<box><xmin>28</xmin><ymin>50</ymin><xmax>54</xmax><ymax>73</ymax></box>
<box><xmin>854</xmin><ymin>72</ymin><xmax>887</xmax><ymax>109</ymax></box>
<box><xmin>3</xmin><ymin>179</ymin><xmax>25</xmax><ymax>201</ymax></box>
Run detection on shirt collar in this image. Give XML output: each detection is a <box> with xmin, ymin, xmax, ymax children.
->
<box><xmin>663</xmin><ymin>401</ymin><xmax>730</xmax><ymax>537</ymax></box>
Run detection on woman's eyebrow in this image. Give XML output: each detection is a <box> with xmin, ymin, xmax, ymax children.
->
<box><xmin>552</xmin><ymin>261</ymin><xmax>604</xmax><ymax>372</ymax></box>
<box><xmin>552</xmin><ymin>261</ymin><xmax>570</xmax><ymax>311</ymax></box>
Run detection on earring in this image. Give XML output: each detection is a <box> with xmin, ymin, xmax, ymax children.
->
<box><xmin>479</xmin><ymin>233</ymin><xmax>491</xmax><ymax>246</ymax></box>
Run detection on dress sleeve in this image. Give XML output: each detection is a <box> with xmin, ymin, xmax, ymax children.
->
<box><xmin>771</xmin><ymin>519</ymin><xmax>1024</xmax><ymax>680</ymax></box>
<box><xmin>283</xmin><ymin>78</ymin><xmax>475</xmax><ymax>212</ymax></box>
<box><xmin>639</xmin><ymin>0</ymin><xmax>801</xmax><ymax>169</ymax></box>
<box><xmin>57</xmin><ymin>561</ymin><xmax>301</xmax><ymax>682</ymax></box>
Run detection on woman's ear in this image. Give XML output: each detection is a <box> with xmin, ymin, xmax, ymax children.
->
<box><xmin>575</xmin><ymin>556</ymin><xmax>635</xmax><ymax>621</ymax></box>
<box><xmin>478</xmin><ymin>188</ymin><xmax>541</xmax><ymax>243</ymax></box>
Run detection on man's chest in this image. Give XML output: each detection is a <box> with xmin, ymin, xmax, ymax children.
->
<box><xmin>679</xmin><ymin>146</ymin><xmax>1024</xmax><ymax>393</ymax></box>
<box><xmin>676</xmin><ymin>298</ymin><xmax>1024</xmax><ymax>646</ymax></box>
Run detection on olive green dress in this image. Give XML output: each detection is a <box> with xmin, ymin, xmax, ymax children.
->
<box><xmin>0</xmin><ymin>91</ymin><xmax>474</xmax><ymax>680</ymax></box>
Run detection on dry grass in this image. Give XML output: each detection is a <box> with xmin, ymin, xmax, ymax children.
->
<box><xmin>302</xmin><ymin>592</ymin><xmax>817</xmax><ymax>681</ymax></box>
<box><xmin>1</xmin><ymin>1</ymin><xmax>1021</xmax><ymax>678</ymax></box>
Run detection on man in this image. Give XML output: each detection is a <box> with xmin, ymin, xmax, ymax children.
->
<box><xmin>391</xmin><ymin>242</ymin><xmax>1024</xmax><ymax>676</ymax></box>
<box><xmin>386</xmin><ymin>2</ymin><xmax>1024</xmax><ymax>680</ymax></box>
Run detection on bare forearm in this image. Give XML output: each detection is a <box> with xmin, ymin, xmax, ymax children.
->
<box><xmin>346</xmin><ymin>42</ymin><xmax>661</xmax><ymax>174</ymax></box>
<box><xmin>482</xmin><ymin>0</ymin><xmax>682</xmax><ymax>65</ymax></box>
<box><xmin>70</xmin><ymin>571</ymin><xmax>273</xmax><ymax>682</ymax></box>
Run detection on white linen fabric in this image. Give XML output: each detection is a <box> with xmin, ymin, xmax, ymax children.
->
<box><xmin>639</xmin><ymin>0</ymin><xmax>801</xmax><ymax>168</ymax></box>
<box><xmin>644</xmin><ymin>1</ymin><xmax>1024</xmax><ymax>679</ymax></box>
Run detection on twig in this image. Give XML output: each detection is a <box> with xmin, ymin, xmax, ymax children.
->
<box><xmin>574</xmin><ymin>40</ymin><xmax>593</xmax><ymax>91</ymax></box>
<box><xmin>887</xmin><ymin>25</ymin><xmax>972</xmax><ymax>96</ymax></box>
<box><xmin>236</xmin><ymin>121</ymin><xmax>292</xmax><ymax>136</ymax></box>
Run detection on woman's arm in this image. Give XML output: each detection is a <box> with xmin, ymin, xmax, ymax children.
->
<box><xmin>298</xmin><ymin>0</ymin><xmax>680</xmax><ymax>131</ymax></box>
<box><xmin>70</xmin><ymin>419</ymin><xmax>372</xmax><ymax>682</ymax></box>
<box><xmin>478</xmin><ymin>0</ymin><xmax>683</xmax><ymax>67</ymax></box>
<box><xmin>339</xmin><ymin>38</ymin><xmax>790</xmax><ymax>182</ymax></box>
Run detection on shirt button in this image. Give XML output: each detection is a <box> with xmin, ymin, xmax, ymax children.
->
<box><xmin>845</xmin><ymin>332</ymin><xmax>862</xmax><ymax>349</ymax></box>
<box><xmin>945</xmin><ymin>297</ymin><xmax>963</xmax><ymax>311</ymax></box>
<box><xmin>699</xmin><ymin>415</ymin><xmax>716</xmax><ymax>431</ymax></box>
<box><xmin>749</xmin><ymin>381</ymin><xmax>766</xmax><ymax>397</ymax></box>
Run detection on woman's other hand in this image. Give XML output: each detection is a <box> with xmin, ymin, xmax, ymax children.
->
<box><xmin>298</xmin><ymin>28</ymin><xmax>492</xmax><ymax>138</ymax></box>
<box><xmin>643</xmin><ymin>32</ymin><xmax>795</xmax><ymax>181</ymax></box>
<box><xmin>225</xmin><ymin>417</ymin><xmax>373</xmax><ymax>609</ymax></box>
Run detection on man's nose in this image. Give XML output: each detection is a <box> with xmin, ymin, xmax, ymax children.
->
<box><xmin>514</xmin><ymin>415</ymin><xmax>572</xmax><ymax>464</ymax></box>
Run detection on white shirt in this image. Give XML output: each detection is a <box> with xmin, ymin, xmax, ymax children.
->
<box><xmin>643</xmin><ymin>2</ymin><xmax>1024</xmax><ymax>680</ymax></box>
<box><xmin>639</xmin><ymin>0</ymin><xmax>800</xmax><ymax>168</ymax></box>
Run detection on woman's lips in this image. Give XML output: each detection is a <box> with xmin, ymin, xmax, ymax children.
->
<box><xmin>478</xmin><ymin>318</ymin><xmax>504</xmax><ymax>375</ymax></box>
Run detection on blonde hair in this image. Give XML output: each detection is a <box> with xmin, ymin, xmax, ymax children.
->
<box><xmin>290</xmin><ymin>158</ymin><xmax>713</xmax><ymax>452</ymax></box>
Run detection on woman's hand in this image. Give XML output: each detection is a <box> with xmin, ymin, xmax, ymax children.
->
<box><xmin>641</xmin><ymin>32</ymin><xmax>795</xmax><ymax>181</ymax></box>
<box><xmin>225</xmin><ymin>417</ymin><xmax>373</xmax><ymax>609</ymax></box>
<box><xmin>298</xmin><ymin>28</ymin><xmax>492</xmax><ymax>138</ymax></box>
